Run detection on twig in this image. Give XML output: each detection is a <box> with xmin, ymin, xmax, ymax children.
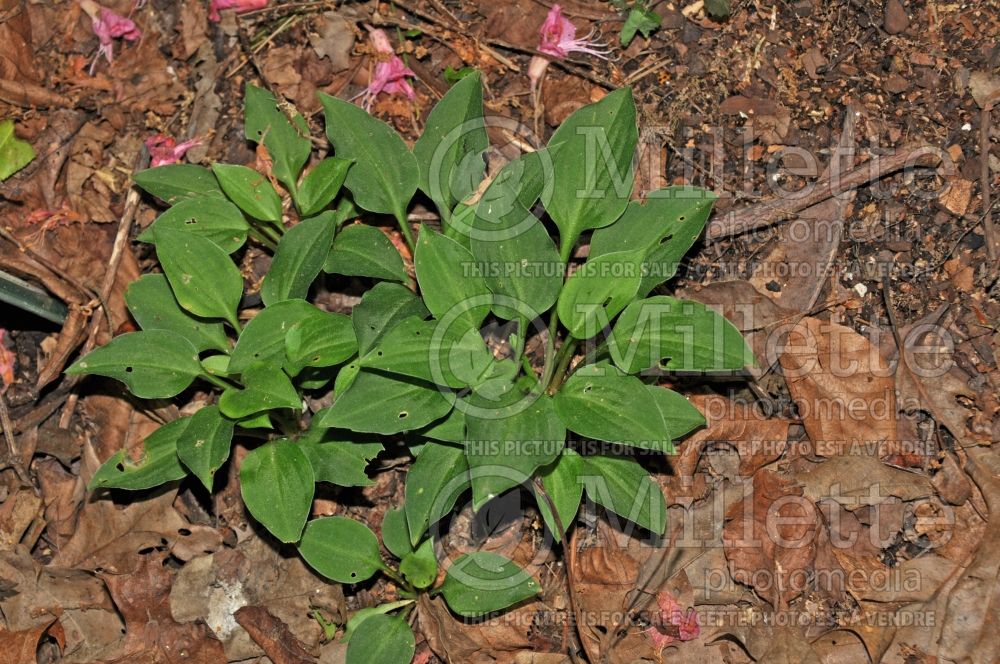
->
<box><xmin>0</xmin><ymin>390</ymin><xmax>31</xmax><ymax>485</ymax></box>
<box><xmin>59</xmin><ymin>152</ymin><xmax>147</xmax><ymax>429</ymax></box>
<box><xmin>980</xmin><ymin>106</ymin><xmax>997</xmax><ymax>262</ymax></box>
<box><xmin>705</xmin><ymin>144</ymin><xmax>941</xmax><ymax>242</ymax></box>
<box><xmin>533</xmin><ymin>479</ymin><xmax>588</xmax><ymax>663</ymax></box>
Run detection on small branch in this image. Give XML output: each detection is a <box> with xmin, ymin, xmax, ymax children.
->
<box><xmin>533</xmin><ymin>479</ymin><xmax>588</xmax><ymax>663</ymax></box>
<box><xmin>705</xmin><ymin>144</ymin><xmax>941</xmax><ymax>242</ymax></box>
<box><xmin>59</xmin><ymin>151</ymin><xmax>147</xmax><ymax>428</ymax></box>
<box><xmin>0</xmin><ymin>390</ymin><xmax>32</xmax><ymax>486</ymax></box>
<box><xmin>980</xmin><ymin>106</ymin><xmax>998</xmax><ymax>262</ymax></box>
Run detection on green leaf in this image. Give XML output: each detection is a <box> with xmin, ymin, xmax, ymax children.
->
<box><xmin>542</xmin><ymin>88</ymin><xmax>637</xmax><ymax>257</ymax></box>
<box><xmin>323</xmin><ymin>223</ymin><xmax>407</xmax><ymax>283</ymax></box>
<box><xmin>176</xmin><ymin>405</ymin><xmax>234</xmax><ymax>491</ymax></box>
<box><xmin>229</xmin><ymin>299</ymin><xmax>317</xmax><ymax>374</ymax></box>
<box><xmin>0</xmin><ymin>119</ymin><xmax>35</xmax><ymax>181</ymax></box>
<box><xmin>412</xmin><ymin>72</ymin><xmax>487</xmax><ymax>215</ymax></box>
<box><xmin>89</xmin><ymin>417</ymin><xmax>190</xmax><ymax>490</ymax></box>
<box><xmin>589</xmin><ymin>188</ymin><xmax>716</xmax><ymax>295</ymax></box>
<box><xmin>66</xmin><ymin>330</ymin><xmax>201</xmax><ymax>399</ymax></box>
<box><xmin>465</xmin><ymin>392</ymin><xmax>565</xmax><ymax>510</ymax></box>
<box><xmin>261</xmin><ymin>214</ymin><xmax>336</xmax><ymax>305</ymax></box>
<box><xmin>704</xmin><ymin>0</ymin><xmax>731</xmax><ymax>18</ymax></box>
<box><xmin>240</xmin><ymin>440</ymin><xmax>315</xmax><ymax>543</ymax></box>
<box><xmin>417</xmin><ymin>407</ymin><xmax>466</xmax><ymax>443</ymax></box>
<box><xmin>381</xmin><ymin>507</ymin><xmax>413</xmax><ymax>558</ymax></box>
<box><xmin>211</xmin><ymin>163</ymin><xmax>283</xmax><ymax>223</ymax></box>
<box><xmin>201</xmin><ymin>354</ymin><xmax>231</xmax><ymax>377</ymax></box>
<box><xmin>125</xmin><ymin>274</ymin><xmax>229</xmax><ymax>352</ymax></box>
<box><xmin>360</xmin><ymin>316</ymin><xmax>492</xmax><ymax>389</ymax></box>
<box><xmin>440</xmin><ymin>552</ymin><xmax>539</xmax><ymax>617</ymax></box>
<box><xmin>340</xmin><ymin>599</ymin><xmax>416</xmax><ymax>640</ymax></box>
<box><xmin>414</xmin><ymin>226</ymin><xmax>491</xmax><ymax>331</ymax></box>
<box><xmin>219</xmin><ymin>364</ymin><xmax>301</xmax><ymax>418</ymax></box>
<box><xmin>469</xmin><ymin>151</ymin><xmax>562</xmax><ymax>318</ymax></box>
<box><xmin>352</xmin><ymin>282</ymin><xmax>429</xmax><ymax>355</ymax></box>
<box><xmin>620</xmin><ymin>7</ymin><xmax>661</xmax><ymax>46</ymax></box>
<box><xmin>556</xmin><ymin>250</ymin><xmax>643</xmax><ymax>339</ymax></box>
<box><xmin>574</xmin><ymin>449</ymin><xmax>666</xmax><ymax>534</ymax></box>
<box><xmin>297</xmin><ymin>157</ymin><xmax>352</xmax><ymax>216</ymax></box>
<box><xmin>137</xmin><ymin>197</ymin><xmax>250</xmax><ymax>253</ymax></box>
<box><xmin>536</xmin><ymin>451</ymin><xmax>584</xmax><ymax>542</ymax></box>
<box><xmin>298</xmin><ymin>516</ymin><xmax>383</xmax><ymax>583</ymax></box>
<box><xmin>608</xmin><ymin>296</ymin><xmax>754</xmax><ymax>374</ymax></box>
<box><xmin>317</xmin><ymin>370</ymin><xmax>453</xmax><ymax>435</ymax></box>
<box><xmin>405</xmin><ymin>440</ymin><xmax>468</xmax><ymax>545</ymax></box>
<box><xmin>345</xmin><ymin>614</ymin><xmax>414</xmax><ymax>664</ymax></box>
<box><xmin>553</xmin><ymin>365</ymin><xmax>670</xmax><ymax>450</ymax></box>
<box><xmin>153</xmin><ymin>229</ymin><xmax>243</xmax><ymax>329</ymax></box>
<box><xmin>400</xmin><ymin>538</ymin><xmax>437</xmax><ymax>588</ymax></box>
<box><xmin>318</xmin><ymin>92</ymin><xmax>419</xmax><ymax>222</ymax></box>
<box><xmin>647</xmin><ymin>386</ymin><xmax>705</xmax><ymax>440</ymax></box>
<box><xmin>133</xmin><ymin>164</ymin><xmax>224</xmax><ymax>205</ymax></box>
<box><xmin>443</xmin><ymin>66</ymin><xmax>476</xmax><ymax>86</ymax></box>
<box><xmin>299</xmin><ymin>428</ymin><xmax>381</xmax><ymax>487</ymax></box>
<box><xmin>341</xmin><ymin>601</ymin><xmax>414</xmax><ymax>644</ymax></box>
<box><xmin>284</xmin><ymin>308</ymin><xmax>357</xmax><ymax>376</ymax></box>
<box><xmin>244</xmin><ymin>83</ymin><xmax>312</xmax><ymax>193</ymax></box>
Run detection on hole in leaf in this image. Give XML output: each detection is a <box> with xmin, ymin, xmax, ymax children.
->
<box><xmin>178</xmin><ymin>528</ymin><xmax>192</xmax><ymax>536</ymax></box>
<box><xmin>659</xmin><ymin>234</ymin><xmax>674</xmax><ymax>244</ymax></box>
<box><xmin>398</xmin><ymin>411</ymin><xmax>408</xmax><ymax>419</ymax></box>
<box><xmin>376</xmin><ymin>351</ymin><xmax>383</xmax><ymax>357</ymax></box>
<box><xmin>124</xmin><ymin>366</ymin><xmax>133</xmax><ymax>373</ymax></box>
<box><xmin>601</xmin><ymin>297</ymin><xmax>613</xmax><ymax>307</ymax></box>
<box><xmin>184</xmin><ymin>218</ymin><xmax>197</xmax><ymax>225</ymax></box>
<box><xmin>678</xmin><ymin>216</ymin><xmax>686</xmax><ymax>222</ymax></box>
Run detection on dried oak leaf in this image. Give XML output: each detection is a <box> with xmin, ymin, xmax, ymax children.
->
<box><xmin>794</xmin><ymin>455</ymin><xmax>933</xmax><ymax>509</ymax></box>
<box><xmin>723</xmin><ymin>470</ymin><xmax>820</xmax><ymax>608</ymax></box>
<box><xmin>0</xmin><ymin>617</ymin><xmax>64</xmax><ymax>664</ymax></box>
<box><xmin>778</xmin><ymin>316</ymin><xmax>898</xmax><ymax>457</ymax></box>
<box><xmin>100</xmin><ymin>552</ymin><xmax>226</xmax><ymax>664</ymax></box>
<box><xmin>676</xmin><ymin>394</ymin><xmax>792</xmax><ymax>478</ymax></box>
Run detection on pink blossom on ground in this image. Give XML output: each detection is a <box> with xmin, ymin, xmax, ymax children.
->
<box><xmin>0</xmin><ymin>330</ymin><xmax>15</xmax><ymax>392</ymax></box>
<box><xmin>145</xmin><ymin>134</ymin><xmax>202</xmax><ymax>168</ymax></box>
<box><xmin>79</xmin><ymin>0</ymin><xmax>141</xmax><ymax>73</ymax></box>
<box><xmin>209</xmin><ymin>0</ymin><xmax>270</xmax><ymax>22</ymax></box>
<box><xmin>537</xmin><ymin>4</ymin><xmax>608</xmax><ymax>59</ymax></box>
<box><xmin>645</xmin><ymin>591</ymin><xmax>700</xmax><ymax>650</ymax></box>
<box><xmin>359</xmin><ymin>27</ymin><xmax>416</xmax><ymax>109</ymax></box>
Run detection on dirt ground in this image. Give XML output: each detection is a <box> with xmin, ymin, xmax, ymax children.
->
<box><xmin>1</xmin><ymin>0</ymin><xmax>999</xmax><ymax>662</ymax></box>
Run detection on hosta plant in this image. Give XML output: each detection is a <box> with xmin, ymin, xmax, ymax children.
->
<box><xmin>67</xmin><ymin>75</ymin><xmax>753</xmax><ymax>663</ymax></box>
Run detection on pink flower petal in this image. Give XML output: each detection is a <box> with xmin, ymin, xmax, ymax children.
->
<box><xmin>536</xmin><ymin>3</ymin><xmax>608</xmax><ymax>60</ymax></box>
<box><xmin>79</xmin><ymin>0</ymin><xmax>141</xmax><ymax>71</ymax></box>
<box><xmin>361</xmin><ymin>31</ymin><xmax>416</xmax><ymax>109</ymax></box>
<box><xmin>209</xmin><ymin>0</ymin><xmax>270</xmax><ymax>22</ymax></box>
<box><xmin>646</xmin><ymin>591</ymin><xmax>700</xmax><ymax>650</ymax></box>
<box><xmin>145</xmin><ymin>134</ymin><xmax>202</xmax><ymax>168</ymax></box>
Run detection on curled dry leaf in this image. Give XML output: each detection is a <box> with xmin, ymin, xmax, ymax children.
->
<box><xmin>0</xmin><ymin>548</ymin><xmax>124</xmax><ymax>660</ymax></box>
<box><xmin>677</xmin><ymin>394</ymin><xmax>792</xmax><ymax>478</ymax></box>
<box><xmin>778</xmin><ymin>316</ymin><xmax>898</xmax><ymax>458</ymax></box>
<box><xmin>0</xmin><ymin>617</ymin><xmax>64</xmax><ymax>664</ymax></box>
<box><xmin>794</xmin><ymin>455</ymin><xmax>934</xmax><ymax>509</ymax></box>
<box><xmin>100</xmin><ymin>552</ymin><xmax>226</xmax><ymax>664</ymax></box>
<box><xmin>723</xmin><ymin>470</ymin><xmax>820</xmax><ymax>608</ymax></box>
<box><xmin>170</xmin><ymin>535</ymin><xmax>345</xmax><ymax>661</ymax></box>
